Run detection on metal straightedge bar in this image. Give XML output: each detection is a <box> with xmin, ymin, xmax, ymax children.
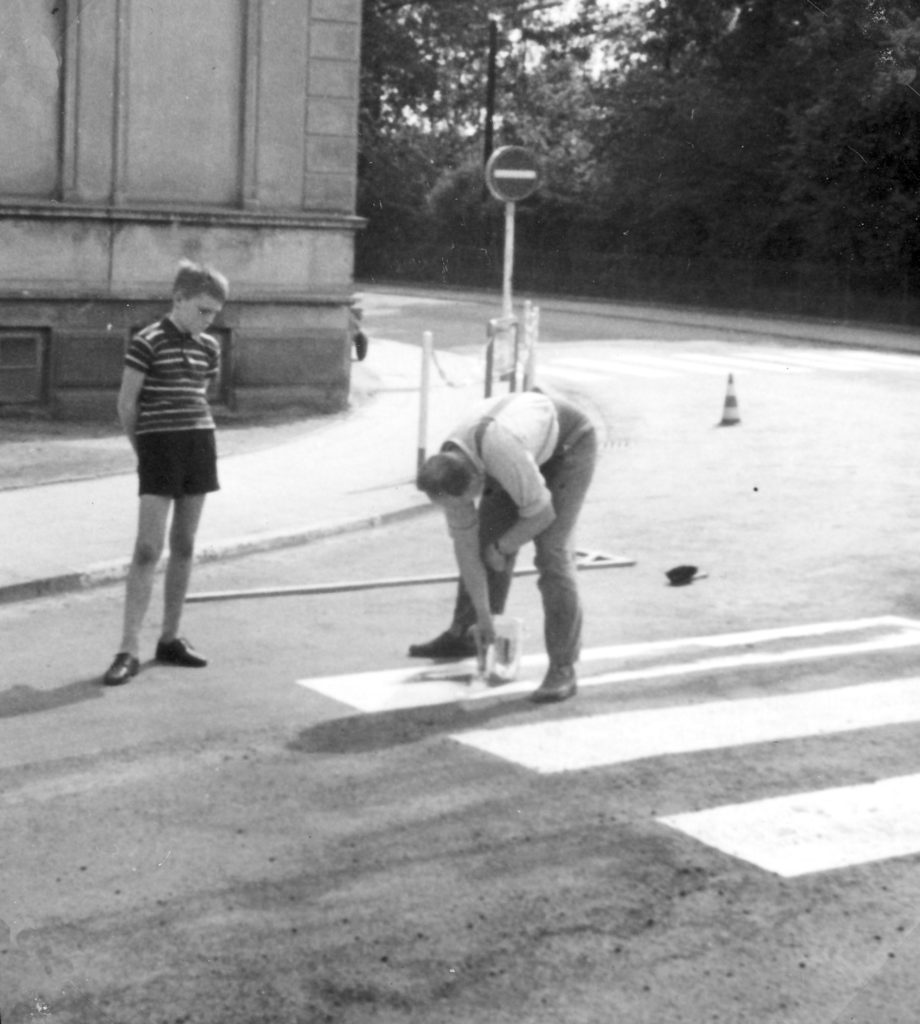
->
<box><xmin>187</xmin><ymin>550</ymin><xmax>635</xmax><ymax>604</ymax></box>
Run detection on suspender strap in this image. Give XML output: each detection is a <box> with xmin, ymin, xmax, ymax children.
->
<box><xmin>473</xmin><ymin>394</ymin><xmax>518</xmax><ymax>458</ymax></box>
<box><xmin>550</xmin><ymin>393</ymin><xmax>595</xmax><ymax>457</ymax></box>
<box><xmin>471</xmin><ymin>393</ymin><xmax>593</xmax><ymax>463</ymax></box>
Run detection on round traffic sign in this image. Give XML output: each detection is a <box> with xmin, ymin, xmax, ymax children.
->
<box><xmin>485</xmin><ymin>146</ymin><xmax>540</xmax><ymax>203</ymax></box>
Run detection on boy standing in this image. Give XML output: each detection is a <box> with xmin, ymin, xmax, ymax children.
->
<box><xmin>103</xmin><ymin>259</ymin><xmax>229</xmax><ymax>686</ymax></box>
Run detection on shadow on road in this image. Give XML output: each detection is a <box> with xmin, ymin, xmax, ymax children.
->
<box><xmin>289</xmin><ymin>695</ymin><xmax>542</xmax><ymax>755</ymax></box>
<box><xmin>0</xmin><ymin>677</ymin><xmax>105</xmax><ymax>718</ymax></box>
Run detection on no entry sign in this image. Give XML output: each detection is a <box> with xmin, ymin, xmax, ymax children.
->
<box><xmin>485</xmin><ymin>146</ymin><xmax>540</xmax><ymax>203</ymax></box>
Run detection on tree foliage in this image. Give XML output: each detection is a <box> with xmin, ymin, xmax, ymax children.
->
<box><xmin>357</xmin><ymin>0</ymin><xmax>920</xmax><ymax>303</ymax></box>
<box><xmin>357</xmin><ymin>0</ymin><xmax>496</xmax><ymax>260</ymax></box>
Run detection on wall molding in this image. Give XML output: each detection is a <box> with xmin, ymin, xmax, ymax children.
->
<box><xmin>60</xmin><ymin>0</ymin><xmax>80</xmax><ymax>202</ymax></box>
<box><xmin>240</xmin><ymin>0</ymin><xmax>262</xmax><ymax>209</ymax></box>
<box><xmin>0</xmin><ymin>201</ymin><xmax>365</xmax><ymax>232</ymax></box>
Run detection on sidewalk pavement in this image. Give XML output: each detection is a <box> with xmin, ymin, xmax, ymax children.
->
<box><xmin>3</xmin><ymin>287</ymin><xmax>918</xmax><ymax>605</ymax></box>
<box><xmin>0</xmin><ymin>339</ymin><xmax>484</xmax><ymax>604</ymax></box>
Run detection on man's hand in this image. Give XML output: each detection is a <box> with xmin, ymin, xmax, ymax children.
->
<box><xmin>483</xmin><ymin>542</ymin><xmax>511</xmax><ymax>573</ymax></box>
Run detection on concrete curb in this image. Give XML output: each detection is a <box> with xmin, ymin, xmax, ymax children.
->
<box><xmin>0</xmin><ymin>501</ymin><xmax>436</xmax><ymax>607</ymax></box>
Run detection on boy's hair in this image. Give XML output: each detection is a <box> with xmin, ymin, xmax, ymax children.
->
<box><xmin>416</xmin><ymin>450</ymin><xmax>474</xmax><ymax>498</ymax></box>
<box><xmin>172</xmin><ymin>258</ymin><xmax>230</xmax><ymax>303</ymax></box>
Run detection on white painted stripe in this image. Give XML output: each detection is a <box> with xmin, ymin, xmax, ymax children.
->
<box><xmin>686</xmin><ymin>346</ymin><xmax>909</xmax><ymax>374</ymax></box>
<box><xmin>777</xmin><ymin>349</ymin><xmax>920</xmax><ymax>373</ymax></box>
<box><xmin>743</xmin><ymin>348</ymin><xmax>866</xmax><ymax>371</ymax></box>
<box><xmin>296</xmin><ymin>617</ymin><xmax>920</xmax><ymax>714</ymax></box>
<box><xmin>556</xmin><ymin>354</ymin><xmax>681</xmax><ymax>372</ymax></box>
<box><xmin>549</xmin><ymin>350</ymin><xmax>733</xmax><ymax>374</ymax></box>
<box><xmin>558</xmin><ymin>631</ymin><xmax>920</xmax><ymax>692</ymax></box>
<box><xmin>660</xmin><ymin>773</ymin><xmax>920</xmax><ymax>876</ymax></box>
<box><xmin>775</xmin><ymin>354</ymin><xmax>871</xmax><ymax>373</ymax></box>
<box><xmin>739</xmin><ymin>353</ymin><xmax>842</xmax><ymax>372</ymax></box>
<box><xmin>553</xmin><ymin>344</ymin><xmax>920</xmax><ymax>376</ymax></box>
<box><xmin>545</xmin><ymin>358</ymin><xmax>667</xmax><ymax>378</ymax></box>
<box><xmin>542</xmin><ymin>366</ymin><xmax>618</xmax><ymax>383</ymax></box>
<box><xmin>552</xmin><ymin>347</ymin><xmax>791</xmax><ymax>376</ymax></box>
<box><xmin>551</xmin><ymin>353</ymin><xmax>797</xmax><ymax>377</ymax></box>
<box><xmin>854</xmin><ymin>353</ymin><xmax>920</xmax><ymax>372</ymax></box>
<box><xmin>546</xmin><ymin>363</ymin><xmax>672</xmax><ymax>380</ymax></box>
<box><xmin>680</xmin><ymin>345</ymin><xmax>809</xmax><ymax>365</ymax></box>
<box><xmin>673</xmin><ymin>352</ymin><xmax>810</xmax><ymax>374</ymax></box>
<box><xmin>556</xmin><ymin>353</ymin><xmax>719</xmax><ymax>375</ymax></box>
<box><xmin>493</xmin><ymin>169</ymin><xmax>538</xmax><ymax>179</ymax></box>
<box><xmin>577</xmin><ymin>614</ymin><xmax>918</xmax><ymax>662</ymax></box>
<box><xmin>793</xmin><ymin>347</ymin><xmax>915</xmax><ymax>365</ymax></box>
<box><xmin>452</xmin><ymin>675</ymin><xmax>920</xmax><ymax>774</ymax></box>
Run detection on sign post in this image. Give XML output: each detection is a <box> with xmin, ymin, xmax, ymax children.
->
<box><xmin>485</xmin><ymin>146</ymin><xmax>540</xmax><ymax>319</ymax></box>
<box><xmin>522</xmin><ymin>298</ymin><xmax>539</xmax><ymax>390</ymax></box>
<box><xmin>417</xmin><ymin>330</ymin><xmax>432</xmax><ymax>474</ymax></box>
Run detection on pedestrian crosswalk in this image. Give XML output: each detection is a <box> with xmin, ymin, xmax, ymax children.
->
<box><xmin>541</xmin><ymin>343</ymin><xmax>920</xmax><ymax>381</ymax></box>
<box><xmin>296</xmin><ymin>615</ymin><xmax>920</xmax><ymax>877</ymax></box>
<box><xmin>661</xmin><ymin>773</ymin><xmax>920</xmax><ymax>878</ymax></box>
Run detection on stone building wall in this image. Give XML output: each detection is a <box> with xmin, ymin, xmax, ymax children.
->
<box><xmin>0</xmin><ymin>0</ymin><xmax>364</xmax><ymax>418</ymax></box>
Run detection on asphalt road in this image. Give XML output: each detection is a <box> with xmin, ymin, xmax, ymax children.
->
<box><xmin>4</xmin><ymin>294</ymin><xmax>920</xmax><ymax>1023</ymax></box>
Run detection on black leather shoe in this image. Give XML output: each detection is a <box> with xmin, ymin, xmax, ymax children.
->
<box><xmin>155</xmin><ymin>637</ymin><xmax>208</xmax><ymax>668</ymax></box>
<box><xmin>530</xmin><ymin>665</ymin><xmax>577</xmax><ymax>703</ymax></box>
<box><xmin>103</xmin><ymin>652</ymin><xmax>140</xmax><ymax>686</ymax></box>
<box><xmin>408</xmin><ymin>630</ymin><xmax>477</xmax><ymax>659</ymax></box>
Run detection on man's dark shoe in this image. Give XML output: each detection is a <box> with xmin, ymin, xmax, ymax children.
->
<box><xmin>408</xmin><ymin>630</ymin><xmax>477</xmax><ymax>660</ymax></box>
<box><xmin>155</xmin><ymin>637</ymin><xmax>208</xmax><ymax>668</ymax></box>
<box><xmin>530</xmin><ymin>664</ymin><xmax>577</xmax><ymax>703</ymax></box>
<box><xmin>103</xmin><ymin>652</ymin><xmax>140</xmax><ymax>686</ymax></box>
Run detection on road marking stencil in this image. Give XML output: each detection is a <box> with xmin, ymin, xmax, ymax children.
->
<box><xmin>660</xmin><ymin>774</ymin><xmax>920</xmax><ymax>877</ymax></box>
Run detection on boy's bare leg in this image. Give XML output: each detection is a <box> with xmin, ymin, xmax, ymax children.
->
<box><xmin>161</xmin><ymin>493</ymin><xmax>207</xmax><ymax>642</ymax></box>
<box><xmin>119</xmin><ymin>495</ymin><xmax>171</xmax><ymax>656</ymax></box>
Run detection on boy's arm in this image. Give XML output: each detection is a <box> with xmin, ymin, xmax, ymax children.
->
<box><xmin>205</xmin><ymin>335</ymin><xmax>220</xmax><ymax>399</ymax></box>
<box><xmin>116</xmin><ymin>367</ymin><xmax>146</xmax><ymax>453</ymax></box>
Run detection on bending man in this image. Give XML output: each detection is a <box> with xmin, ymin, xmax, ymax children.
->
<box><xmin>411</xmin><ymin>389</ymin><xmax>597</xmax><ymax>703</ymax></box>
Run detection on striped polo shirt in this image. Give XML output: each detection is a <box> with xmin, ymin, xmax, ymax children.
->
<box><xmin>125</xmin><ymin>317</ymin><xmax>220</xmax><ymax>435</ymax></box>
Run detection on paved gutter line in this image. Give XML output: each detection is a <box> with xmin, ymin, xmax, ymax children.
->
<box><xmin>0</xmin><ymin>503</ymin><xmax>435</xmax><ymax>606</ymax></box>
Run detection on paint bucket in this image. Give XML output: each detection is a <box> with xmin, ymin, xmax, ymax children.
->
<box><xmin>489</xmin><ymin>615</ymin><xmax>523</xmax><ymax>683</ymax></box>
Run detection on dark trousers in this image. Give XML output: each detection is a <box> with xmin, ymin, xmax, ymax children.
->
<box><xmin>449</xmin><ymin>426</ymin><xmax>597</xmax><ymax>669</ymax></box>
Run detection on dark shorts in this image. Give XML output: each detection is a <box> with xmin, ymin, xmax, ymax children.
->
<box><xmin>137</xmin><ymin>429</ymin><xmax>219</xmax><ymax>498</ymax></box>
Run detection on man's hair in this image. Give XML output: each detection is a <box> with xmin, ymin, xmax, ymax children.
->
<box><xmin>172</xmin><ymin>258</ymin><xmax>230</xmax><ymax>303</ymax></box>
<box><xmin>416</xmin><ymin>451</ymin><xmax>474</xmax><ymax>498</ymax></box>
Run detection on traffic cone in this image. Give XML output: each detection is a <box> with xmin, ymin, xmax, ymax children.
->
<box><xmin>718</xmin><ymin>374</ymin><xmax>740</xmax><ymax>426</ymax></box>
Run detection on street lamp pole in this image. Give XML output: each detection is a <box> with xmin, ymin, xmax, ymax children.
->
<box><xmin>483</xmin><ymin>1</ymin><xmax>562</xmax><ymax>167</ymax></box>
<box><xmin>484</xmin><ymin>18</ymin><xmax>499</xmax><ymax>165</ymax></box>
